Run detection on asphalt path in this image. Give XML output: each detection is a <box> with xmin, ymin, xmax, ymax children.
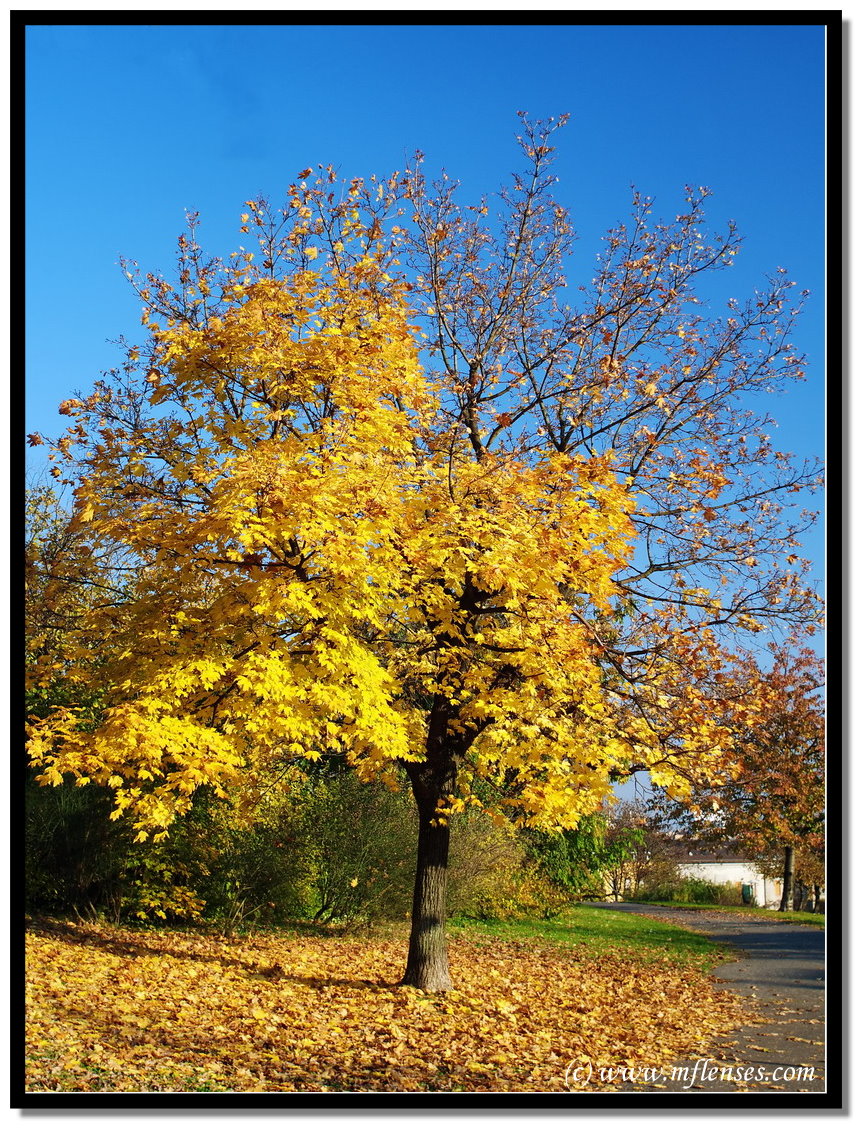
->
<box><xmin>587</xmin><ymin>902</ymin><xmax>827</xmax><ymax>1095</ymax></box>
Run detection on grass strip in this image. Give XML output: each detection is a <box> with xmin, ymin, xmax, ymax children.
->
<box><xmin>450</xmin><ymin>904</ymin><xmax>733</xmax><ymax>972</ymax></box>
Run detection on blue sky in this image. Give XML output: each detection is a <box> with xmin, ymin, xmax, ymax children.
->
<box><xmin>25</xmin><ymin>20</ymin><xmax>828</xmax><ymax>584</ymax></box>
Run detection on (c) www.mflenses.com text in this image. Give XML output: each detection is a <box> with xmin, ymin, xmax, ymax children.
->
<box><xmin>564</xmin><ymin>1056</ymin><xmax>817</xmax><ymax>1089</ymax></box>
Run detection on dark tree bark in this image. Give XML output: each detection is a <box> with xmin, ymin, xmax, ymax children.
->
<box><xmin>401</xmin><ymin>698</ymin><xmax>459</xmax><ymax>991</ymax></box>
<box><xmin>779</xmin><ymin>844</ymin><xmax>796</xmax><ymax>911</ymax></box>
<box><xmin>402</xmin><ymin>790</ymin><xmax>454</xmax><ymax>991</ymax></box>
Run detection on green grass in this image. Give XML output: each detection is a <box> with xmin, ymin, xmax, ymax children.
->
<box><xmin>449</xmin><ymin>905</ymin><xmax>734</xmax><ymax>972</ymax></box>
<box><xmin>629</xmin><ymin>900</ymin><xmax>825</xmax><ymax>927</ymax></box>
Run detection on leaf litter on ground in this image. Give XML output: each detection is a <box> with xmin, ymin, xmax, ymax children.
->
<box><xmin>25</xmin><ymin>917</ymin><xmax>761</xmax><ymax>1094</ymax></box>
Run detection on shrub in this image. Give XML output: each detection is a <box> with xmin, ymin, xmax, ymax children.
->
<box><xmin>25</xmin><ymin>765</ymin><xmax>574</xmax><ymax>928</ymax></box>
<box><xmin>195</xmin><ymin>808</ymin><xmax>313</xmax><ymax>931</ymax></box>
<box><xmin>291</xmin><ymin>772</ymin><xmax>417</xmax><ymax>925</ymax></box>
<box><xmin>635</xmin><ymin>876</ymin><xmax>748</xmax><ymax>905</ymax></box>
<box><xmin>447</xmin><ymin>812</ymin><xmax>553</xmax><ymax>919</ymax></box>
<box><xmin>25</xmin><ymin>774</ymin><xmax>127</xmax><ymax>916</ymax></box>
<box><xmin>25</xmin><ymin>774</ymin><xmax>212</xmax><ymax>923</ymax></box>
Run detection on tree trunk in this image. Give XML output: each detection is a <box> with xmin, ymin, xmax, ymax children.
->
<box><xmin>779</xmin><ymin>845</ymin><xmax>796</xmax><ymax>911</ymax></box>
<box><xmin>401</xmin><ymin>703</ymin><xmax>458</xmax><ymax>992</ymax></box>
<box><xmin>402</xmin><ymin>797</ymin><xmax>453</xmax><ymax>991</ymax></box>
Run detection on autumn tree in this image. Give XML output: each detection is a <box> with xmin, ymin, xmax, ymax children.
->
<box><xmin>593</xmin><ymin>802</ymin><xmax>653</xmax><ymax>902</ymax></box>
<box><xmin>525</xmin><ymin>802</ymin><xmax>646</xmax><ymax>902</ymax></box>
<box><xmin>28</xmin><ymin>117</ymin><xmax>821</xmax><ymax>989</ymax></box>
<box><xmin>650</xmin><ymin>642</ymin><xmax>825</xmax><ymax>910</ymax></box>
<box><xmin>25</xmin><ymin>481</ymin><xmax>107</xmax><ymax>719</ymax></box>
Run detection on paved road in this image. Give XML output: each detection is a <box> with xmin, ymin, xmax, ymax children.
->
<box><xmin>588</xmin><ymin>902</ymin><xmax>828</xmax><ymax>1095</ymax></box>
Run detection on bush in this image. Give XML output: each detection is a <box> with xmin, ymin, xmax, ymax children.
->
<box><xmin>25</xmin><ymin>774</ymin><xmax>128</xmax><ymax>916</ymax></box>
<box><xmin>290</xmin><ymin>775</ymin><xmax>549</xmax><ymax>925</ymax></box>
<box><xmin>291</xmin><ymin>772</ymin><xmax>417</xmax><ymax>925</ymax></box>
<box><xmin>25</xmin><ymin>765</ymin><xmax>574</xmax><ymax>928</ymax></box>
<box><xmin>521</xmin><ymin>809</ymin><xmax>649</xmax><ymax>908</ymax></box>
<box><xmin>636</xmin><ymin>876</ymin><xmax>748</xmax><ymax>905</ymax></box>
<box><xmin>521</xmin><ymin>827</ymin><xmax>604</xmax><ymax>902</ymax></box>
<box><xmin>447</xmin><ymin>812</ymin><xmax>556</xmax><ymax>919</ymax></box>
<box><xmin>26</xmin><ymin>774</ymin><xmax>212</xmax><ymax>923</ymax></box>
<box><xmin>194</xmin><ymin>806</ymin><xmax>313</xmax><ymax>931</ymax></box>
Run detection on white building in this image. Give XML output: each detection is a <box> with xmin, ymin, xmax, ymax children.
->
<box><xmin>674</xmin><ymin>845</ymin><xmax>783</xmax><ymax>908</ymax></box>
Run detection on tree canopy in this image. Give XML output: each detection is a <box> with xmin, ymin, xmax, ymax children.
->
<box><xmin>27</xmin><ymin>117</ymin><xmax>822</xmax><ymax>988</ymax></box>
<box><xmin>650</xmin><ymin>641</ymin><xmax>825</xmax><ymax>875</ymax></box>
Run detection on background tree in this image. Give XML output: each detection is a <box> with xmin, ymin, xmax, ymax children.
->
<box><xmin>526</xmin><ymin>802</ymin><xmax>646</xmax><ymax>903</ymax></box>
<box><xmin>650</xmin><ymin>641</ymin><xmax>825</xmax><ymax>910</ymax></box>
<box><xmin>25</xmin><ymin>483</ymin><xmax>125</xmax><ymax>915</ymax></box>
<box><xmin>25</xmin><ymin>494</ymin><xmax>233</xmax><ymax>923</ymax></box>
<box><xmin>28</xmin><ymin>119</ymin><xmax>821</xmax><ymax>989</ymax></box>
<box><xmin>25</xmin><ymin>480</ymin><xmax>112</xmax><ymax>723</ymax></box>
<box><xmin>595</xmin><ymin>802</ymin><xmax>651</xmax><ymax>902</ymax></box>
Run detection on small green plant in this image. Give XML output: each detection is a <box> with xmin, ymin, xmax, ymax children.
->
<box><xmin>636</xmin><ymin>878</ymin><xmax>748</xmax><ymax>905</ymax></box>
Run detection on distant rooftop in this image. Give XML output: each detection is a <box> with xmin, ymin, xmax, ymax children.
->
<box><xmin>662</xmin><ymin>837</ymin><xmax>751</xmax><ymax>864</ymax></box>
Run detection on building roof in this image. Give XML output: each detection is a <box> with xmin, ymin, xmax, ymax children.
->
<box><xmin>663</xmin><ymin>838</ymin><xmax>752</xmax><ymax>865</ymax></box>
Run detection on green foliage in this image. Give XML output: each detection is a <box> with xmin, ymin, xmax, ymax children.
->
<box><xmin>525</xmin><ymin>808</ymin><xmax>646</xmax><ymax>902</ymax></box>
<box><xmin>293</xmin><ymin>773</ymin><xmax>417</xmax><ymax>925</ymax></box>
<box><xmin>25</xmin><ymin>764</ymin><xmax>553</xmax><ymax>929</ymax></box>
<box><xmin>524</xmin><ymin>823</ymin><xmax>604</xmax><ymax>899</ymax></box>
<box><xmin>25</xmin><ymin>774</ymin><xmax>127</xmax><ymax>916</ymax></box>
<box><xmin>25</xmin><ymin>773</ymin><xmax>210</xmax><ymax>922</ymax></box>
<box><xmin>635</xmin><ymin>877</ymin><xmax>745</xmax><ymax>905</ymax></box>
<box><xmin>194</xmin><ymin>809</ymin><xmax>313</xmax><ymax>931</ymax></box>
